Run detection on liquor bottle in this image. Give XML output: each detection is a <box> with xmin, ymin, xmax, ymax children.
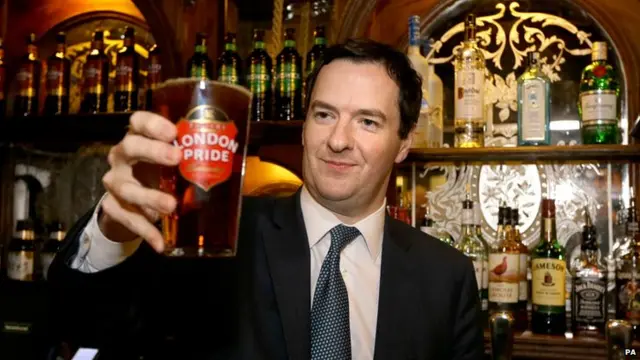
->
<box><xmin>81</xmin><ymin>31</ymin><xmax>109</xmax><ymax>113</ymax></box>
<box><xmin>0</xmin><ymin>37</ymin><xmax>5</xmax><ymax>119</ymax></box>
<box><xmin>420</xmin><ymin>205</ymin><xmax>455</xmax><ymax>246</ymax></box>
<box><xmin>617</xmin><ymin>194</ymin><xmax>640</xmax><ymax>336</ymax></box>
<box><xmin>571</xmin><ymin>209</ymin><xmax>607</xmax><ymax>336</ymax></box>
<box><xmin>578</xmin><ymin>41</ymin><xmax>620</xmax><ymax>144</ymax></box>
<box><xmin>517</xmin><ymin>51</ymin><xmax>551</xmax><ymax>146</ymax></box>
<box><xmin>187</xmin><ymin>32</ymin><xmax>213</xmax><ymax>79</ymax></box>
<box><xmin>306</xmin><ymin>25</ymin><xmax>326</xmax><ymax>79</ymax></box>
<box><xmin>7</xmin><ymin>219</ymin><xmax>37</xmax><ymax>282</ymax></box>
<box><xmin>44</xmin><ymin>32</ymin><xmax>71</xmax><ymax>115</ymax></box>
<box><xmin>454</xmin><ymin>14</ymin><xmax>486</xmax><ymax>148</ymax></box>
<box><xmin>14</xmin><ymin>33</ymin><xmax>42</xmax><ymax>117</ymax></box>
<box><xmin>275</xmin><ymin>28</ymin><xmax>303</xmax><ymax>121</ymax></box>
<box><xmin>407</xmin><ymin>15</ymin><xmax>430</xmax><ymax>149</ymax></box>
<box><xmin>425</xmin><ymin>56</ymin><xmax>443</xmax><ymax>147</ymax></box>
<box><xmin>474</xmin><ymin>202</ymin><xmax>490</xmax><ymax>321</ymax></box>
<box><xmin>145</xmin><ymin>44</ymin><xmax>162</xmax><ymax>111</ymax></box>
<box><xmin>246</xmin><ymin>29</ymin><xmax>272</xmax><ymax>121</ymax></box>
<box><xmin>511</xmin><ymin>207</ymin><xmax>529</xmax><ymax>329</ymax></box>
<box><xmin>489</xmin><ymin>206</ymin><xmax>520</xmax><ymax>314</ymax></box>
<box><xmin>455</xmin><ymin>194</ymin><xmax>486</xmax><ymax>321</ymax></box>
<box><xmin>531</xmin><ymin>198</ymin><xmax>567</xmax><ymax>335</ymax></box>
<box><xmin>217</xmin><ymin>32</ymin><xmax>242</xmax><ymax>85</ymax></box>
<box><xmin>41</xmin><ymin>221</ymin><xmax>66</xmax><ymax>280</ymax></box>
<box><xmin>114</xmin><ymin>27</ymin><xmax>140</xmax><ymax>112</ymax></box>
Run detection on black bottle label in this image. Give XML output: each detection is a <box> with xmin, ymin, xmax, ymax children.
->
<box><xmin>573</xmin><ymin>278</ymin><xmax>606</xmax><ymax>324</ymax></box>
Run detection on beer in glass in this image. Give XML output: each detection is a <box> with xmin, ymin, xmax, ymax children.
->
<box><xmin>152</xmin><ymin>79</ymin><xmax>251</xmax><ymax>257</ymax></box>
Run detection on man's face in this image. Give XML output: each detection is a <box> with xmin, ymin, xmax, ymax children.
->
<box><xmin>302</xmin><ymin>59</ymin><xmax>412</xmax><ymax>218</ymax></box>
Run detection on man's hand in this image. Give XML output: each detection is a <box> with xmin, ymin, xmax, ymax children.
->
<box><xmin>99</xmin><ymin>111</ymin><xmax>182</xmax><ymax>252</ymax></box>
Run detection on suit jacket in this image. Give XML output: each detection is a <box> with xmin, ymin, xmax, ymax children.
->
<box><xmin>48</xmin><ymin>189</ymin><xmax>484</xmax><ymax>360</ymax></box>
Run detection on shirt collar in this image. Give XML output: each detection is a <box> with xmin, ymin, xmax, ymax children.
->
<box><xmin>300</xmin><ymin>185</ymin><xmax>386</xmax><ymax>260</ymax></box>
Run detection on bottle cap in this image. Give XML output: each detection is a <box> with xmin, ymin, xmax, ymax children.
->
<box><xmin>592</xmin><ymin>41</ymin><xmax>608</xmax><ymax>61</ymax></box>
<box><xmin>56</xmin><ymin>32</ymin><xmax>66</xmax><ymax>44</ymax></box>
<box><xmin>528</xmin><ymin>51</ymin><xmax>540</xmax><ymax>65</ymax></box>
<box><xmin>510</xmin><ymin>208</ymin><xmax>520</xmax><ymax>227</ymax></box>
<box><xmin>124</xmin><ymin>27</ymin><xmax>135</xmax><ymax>38</ymax></box>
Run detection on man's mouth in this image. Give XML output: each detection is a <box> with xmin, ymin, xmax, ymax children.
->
<box><xmin>322</xmin><ymin>159</ymin><xmax>357</xmax><ymax>171</ymax></box>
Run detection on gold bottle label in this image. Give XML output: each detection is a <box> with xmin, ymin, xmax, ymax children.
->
<box><xmin>532</xmin><ymin>258</ymin><xmax>566</xmax><ymax>306</ymax></box>
<box><xmin>7</xmin><ymin>251</ymin><xmax>34</xmax><ymax>281</ymax></box>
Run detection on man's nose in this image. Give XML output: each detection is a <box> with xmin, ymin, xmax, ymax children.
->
<box><xmin>327</xmin><ymin>119</ymin><xmax>354</xmax><ymax>152</ymax></box>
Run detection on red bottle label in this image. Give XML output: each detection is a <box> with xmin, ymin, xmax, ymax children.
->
<box><xmin>84</xmin><ymin>59</ymin><xmax>105</xmax><ymax>95</ymax></box>
<box><xmin>148</xmin><ymin>56</ymin><xmax>162</xmax><ymax>90</ymax></box>
<box><xmin>115</xmin><ymin>56</ymin><xmax>134</xmax><ymax>92</ymax></box>
<box><xmin>174</xmin><ymin>105</ymin><xmax>238</xmax><ymax>191</ymax></box>
<box><xmin>46</xmin><ymin>62</ymin><xmax>66</xmax><ymax>96</ymax></box>
<box><xmin>16</xmin><ymin>63</ymin><xmax>36</xmax><ymax>97</ymax></box>
<box><xmin>593</xmin><ymin>65</ymin><xmax>607</xmax><ymax>78</ymax></box>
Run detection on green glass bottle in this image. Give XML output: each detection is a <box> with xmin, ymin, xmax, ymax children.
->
<box><xmin>306</xmin><ymin>25</ymin><xmax>326</xmax><ymax>79</ymax></box>
<box><xmin>187</xmin><ymin>32</ymin><xmax>213</xmax><ymax>80</ymax></box>
<box><xmin>531</xmin><ymin>198</ymin><xmax>567</xmax><ymax>335</ymax></box>
<box><xmin>517</xmin><ymin>51</ymin><xmax>551</xmax><ymax>146</ymax></box>
<box><xmin>578</xmin><ymin>41</ymin><xmax>620</xmax><ymax>144</ymax></box>
<box><xmin>275</xmin><ymin>28</ymin><xmax>303</xmax><ymax>121</ymax></box>
<box><xmin>246</xmin><ymin>29</ymin><xmax>272</xmax><ymax>121</ymax></box>
<box><xmin>217</xmin><ymin>32</ymin><xmax>242</xmax><ymax>85</ymax></box>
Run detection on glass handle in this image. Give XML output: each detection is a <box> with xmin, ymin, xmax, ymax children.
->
<box><xmin>606</xmin><ymin>319</ymin><xmax>633</xmax><ymax>360</ymax></box>
<box><xmin>490</xmin><ymin>311</ymin><xmax>515</xmax><ymax>360</ymax></box>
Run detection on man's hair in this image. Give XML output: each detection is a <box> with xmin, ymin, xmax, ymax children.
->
<box><xmin>304</xmin><ymin>38</ymin><xmax>423</xmax><ymax>140</ymax></box>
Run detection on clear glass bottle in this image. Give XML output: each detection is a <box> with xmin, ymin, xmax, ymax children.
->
<box><xmin>531</xmin><ymin>198</ymin><xmax>567</xmax><ymax>335</ymax></box>
<box><xmin>571</xmin><ymin>209</ymin><xmax>607</xmax><ymax>337</ymax></box>
<box><xmin>453</xmin><ymin>14</ymin><xmax>486</xmax><ymax>148</ymax></box>
<box><xmin>423</xmin><ymin>39</ymin><xmax>444</xmax><ymax>148</ymax></box>
<box><xmin>455</xmin><ymin>194</ymin><xmax>487</xmax><ymax>321</ymax></box>
<box><xmin>407</xmin><ymin>15</ymin><xmax>430</xmax><ymax>149</ymax></box>
<box><xmin>517</xmin><ymin>51</ymin><xmax>551</xmax><ymax>146</ymax></box>
<box><xmin>489</xmin><ymin>205</ymin><xmax>520</xmax><ymax>314</ymax></box>
<box><xmin>578</xmin><ymin>41</ymin><xmax>620</xmax><ymax>144</ymax></box>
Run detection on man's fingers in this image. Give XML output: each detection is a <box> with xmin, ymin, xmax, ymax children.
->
<box><xmin>118</xmin><ymin>134</ymin><xmax>181</xmax><ymax>166</ymax></box>
<box><xmin>103</xmin><ymin>175</ymin><xmax>176</xmax><ymax>214</ymax></box>
<box><xmin>129</xmin><ymin>111</ymin><xmax>177</xmax><ymax>142</ymax></box>
<box><xmin>101</xmin><ymin>195</ymin><xmax>165</xmax><ymax>253</ymax></box>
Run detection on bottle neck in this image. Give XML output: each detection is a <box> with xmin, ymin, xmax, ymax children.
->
<box><xmin>464</xmin><ymin>27</ymin><xmax>476</xmax><ymax>43</ymax></box>
<box><xmin>27</xmin><ymin>44</ymin><xmax>37</xmax><ymax>60</ymax></box>
<box><xmin>124</xmin><ymin>38</ymin><xmax>134</xmax><ymax>48</ymax></box>
<box><xmin>284</xmin><ymin>39</ymin><xmax>296</xmax><ymax>48</ymax></box>
<box><xmin>462</xmin><ymin>223</ymin><xmax>475</xmax><ymax>236</ymax></box>
<box><xmin>50</xmin><ymin>231</ymin><xmax>66</xmax><ymax>241</ymax></box>
<box><xmin>225</xmin><ymin>42</ymin><xmax>237</xmax><ymax>52</ymax></box>
<box><xmin>55</xmin><ymin>43</ymin><xmax>66</xmax><ymax>58</ymax></box>
<box><xmin>92</xmin><ymin>40</ymin><xmax>104</xmax><ymax>51</ymax></box>
<box><xmin>16</xmin><ymin>230</ymin><xmax>35</xmax><ymax>241</ymax></box>
<box><xmin>195</xmin><ymin>44</ymin><xmax>208</xmax><ymax>54</ymax></box>
<box><xmin>407</xmin><ymin>46</ymin><xmax>421</xmax><ymax>56</ymax></box>
<box><xmin>542</xmin><ymin>216</ymin><xmax>557</xmax><ymax>243</ymax></box>
<box><xmin>314</xmin><ymin>36</ymin><xmax>326</xmax><ymax>46</ymax></box>
<box><xmin>253</xmin><ymin>41</ymin><xmax>265</xmax><ymax>50</ymax></box>
<box><xmin>582</xmin><ymin>248</ymin><xmax>598</xmax><ymax>263</ymax></box>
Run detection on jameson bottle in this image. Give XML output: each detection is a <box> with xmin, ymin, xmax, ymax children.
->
<box><xmin>7</xmin><ymin>220</ymin><xmax>37</xmax><ymax>282</ymax></box>
<box><xmin>517</xmin><ymin>52</ymin><xmax>551</xmax><ymax>146</ymax></box>
<box><xmin>489</xmin><ymin>206</ymin><xmax>520</xmax><ymax>315</ymax></box>
<box><xmin>187</xmin><ymin>32</ymin><xmax>213</xmax><ymax>80</ymax></box>
<box><xmin>512</xmin><ymin>207</ymin><xmax>530</xmax><ymax>330</ymax></box>
<box><xmin>306</xmin><ymin>25</ymin><xmax>326</xmax><ymax>80</ymax></box>
<box><xmin>571</xmin><ymin>209</ymin><xmax>607</xmax><ymax>336</ymax></box>
<box><xmin>578</xmin><ymin>41</ymin><xmax>620</xmax><ymax>144</ymax></box>
<box><xmin>217</xmin><ymin>32</ymin><xmax>242</xmax><ymax>85</ymax></box>
<box><xmin>0</xmin><ymin>38</ymin><xmax>5</xmax><ymax>118</ymax></box>
<box><xmin>145</xmin><ymin>45</ymin><xmax>162</xmax><ymax>110</ymax></box>
<box><xmin>453</xmin><ymin>14</ymin><xmax>486</xmax><ymax>148</ymax></box>
<box><xmin>275</xmin><ymin>28</ymin><xmax>303</xmax><ymax>121</ymax></box>
<box><xmin>246</xmin><ymin>29</ymin><xmax>272</xmax><ymax>121</ymax></box>
<box><xmin>41</xmin><ymin>221</ymin><xmax>66</xmax><ymax>281</ymax></box>
<box><xmin>14</xmin><ymin>33</ymin><xmax>42</xmax><ymax>117</ymax></box>
<box><xmin>617</xmin><ymin>200</ymin><xmax>640</xmax><ymax>336</ymax></box>
<box><xmin>44</xmin><ymin>32</ymin><xmax>71</xmax><ymax>115</ymax></box>
<box><xmin>531</xmin><ymin>198</ymin><xmax>567</xmax><ymax>335</ymax></box>
<box><xmin>81</xmin><ymin>31</ymin><xmax>109</xmax><ymax>113</ymax></box>
<box><xmin>455</xmin><ymin>195</ymin><xmax>487</xmax><ymax>323</ymax></box>
<box><xmin>114</xmin><ymin>27</ymin><xmax>140</xmax><ymax>112</ymax></box>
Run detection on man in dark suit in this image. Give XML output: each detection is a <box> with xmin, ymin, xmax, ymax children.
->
<box><xmin>48</xmin><ymin>39</ymin><xmax>483</xmax><ymax>360</ymax></box>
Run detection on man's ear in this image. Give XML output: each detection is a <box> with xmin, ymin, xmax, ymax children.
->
<box><xmin>395</xmin><ymin>127</ymin><xmax>414</xmax><ymax>164</ymax></box>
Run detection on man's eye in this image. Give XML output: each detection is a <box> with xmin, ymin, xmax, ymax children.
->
<box><xmin>314</xmin><ymin>111</ymin><xmax>331</xmax><ymax>120</ymax></box>
<box><xmin>362</xmin><ymin>119</ymin><xmax>379</xmax><ymax>128</ymax></box>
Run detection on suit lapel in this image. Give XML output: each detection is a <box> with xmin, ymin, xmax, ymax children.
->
<box><xmin>262</xmin><ymin>189</ymin><xmax>311</xmax><ymax>359</ymax></box>
<box><xmin>373</xmin><ymin>216</ymin><xmax>420</xmax><ymax>360</ymax></box>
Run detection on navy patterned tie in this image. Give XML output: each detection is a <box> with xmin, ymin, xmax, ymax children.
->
<box><xmin>310</xmin><ymin>224</ymin><xmax>361</xmax><ymax>360</ymax></box>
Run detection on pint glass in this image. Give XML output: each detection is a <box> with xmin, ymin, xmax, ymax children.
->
<box><xmin>152</xmin><ymin>79</ymin><xmax>251</xmax><ymax>257</ymax></box>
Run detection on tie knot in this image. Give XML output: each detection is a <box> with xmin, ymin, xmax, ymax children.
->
<box><xmin>329</xmin><ymin>224</ymin><xmax>360</xmax><ymax>252</ymax></box>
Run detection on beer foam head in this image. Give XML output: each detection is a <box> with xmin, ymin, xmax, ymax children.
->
<box><xmin>155</xmin><ymin>78</ymin><xmax>252</xmax><ymax>97</ymax></box>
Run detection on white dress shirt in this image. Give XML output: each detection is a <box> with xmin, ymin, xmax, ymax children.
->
<box><xmin>72</xmin><ymin>187</ymin><xmax>386</xmax><ymax>359</ymax></box>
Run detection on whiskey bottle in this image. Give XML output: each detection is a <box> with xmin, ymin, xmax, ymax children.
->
<box><xmin>0</xmin><ymin>38</ymin><xmax>6</xmax><ymax>118</ymax></box>
<box><xmin>531</xmin><ymin>198</ymin><xmax>567</xmax><ymax>335</ymax></box>
<box><xmin>246</xmin><ymin>29</ymin><xmax>273</xmax><ymax>121</ymax></box>
<box><xmin>489</xmin><ymin>206</ymin><xmax>520</xmax><ymax>314</ymax></box>
<box><xmin>44</xmin><ymin>32</ymin><xmax>70</xmax><ymax>115</ymax></box>
<box><xmin>617</xmin><ymin>195</ymin><xmax>640</xmax><ymax>335</ymax></box>
<box><xmin>474</xmin><ymin>202</ymin><xmax>490</xmax><ymax>320</ymax></box>
<box><xmin>407</xmin><ymin>15</ymin><xmax>431</xmax><ymax>150</ymax></box>
<box><xmin>145</xmin><ymin>44</ymin><xmax>161</xmax><ymax>110</ymax></box>
<box><xmin>578</xmin><ymin>41</ymin><xmax>620</xmax><ymax>144</ymax></box>
<box><xmin>7</xmin><ymin>220</ymin><xmax>37</xmax><ymax>282</ymax></box>
<box><xmin>14</xmin><ymin>33</ymin><xmax>41</xmax><ymax>117</ymax></box>
<box><xmin>81</xmin><ymin>31</ymin><xmax>109</xmax><ymax>113</ymax></box>
<box><xmin>454</xmin><ymin>14</ymin><xmax>486</xmax><ymax>148</ymax></box>
<box><xmin>187</xmin><ymin>32</ymin><xmax>214</xmax><ymax>79</ymax></box>
<box><xmin>40</xmin><ymin>221</ymin><xmax>66</xmax><ymax>281</ymax></box>
<box><xmin>217</xmin><ymin>32</ymin><xmax>242</xmax><ymax>85</ymax></box>
<box><xmin>517</xmin><ymin>51</ymin><xmax>550</xmax><ymax>146</ymax></box>
<box><xmin>275</xmin><ymin>28</ymin><xmax>303</xmax><ymax>121</ymax></box>
<box><xmin>455</xmin><ymin>194</ymin><xmax>487</xmax><ymax>320</ymax></box>
<box><xmin>512</xmin><ymin>207</ymin><xmax>530</xmax><ymax>330</ymax></box>
<box><xmin>114</xmin><ymin>27</ymin><xmax>140</xmax><ymax>112</ymax></box>
<box><xmin>571</xmin><ymin>209</ymin><xmax>607</xmax><ymax>336</ymax></box>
